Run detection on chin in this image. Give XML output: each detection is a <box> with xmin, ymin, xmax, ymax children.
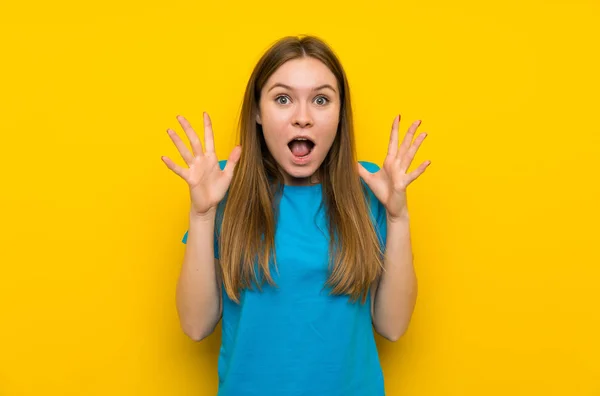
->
<box><xmin>285</xmin><ymin>166</ymin><xmax>314</xmax><ymax>179</ymax></box>
<box><xmin>284</xmin><ymin>161</ymin><xmax>323</xmax><ymax>182</ymax></box>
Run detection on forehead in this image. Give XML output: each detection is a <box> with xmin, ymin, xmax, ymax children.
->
<box><xmin>265</xmin><ymin>57</ymin><xmax>337</xmax><ymax>91</ymax></box>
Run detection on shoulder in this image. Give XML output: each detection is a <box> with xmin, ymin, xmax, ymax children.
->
<box><xmin>357</xmin><ymin>160</ymin><xmax>385</xmax><ymax>212</ymax></box>
<box><xmin>357</xmin><ymin>161</ymin><xmax>381</xmax><ymax>194</ymax></box>
<box><xmin>212</xmin><ymin>160</ymin><xmax>229</xmax><ymax>231</ymax></box>
<box><xmin>358</xmin><ymin>160</ymin><xmax>380</xmax><ymax>174</ymax></box>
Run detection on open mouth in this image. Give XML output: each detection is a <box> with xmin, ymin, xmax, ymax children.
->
<box><xmin>287</xmin><ymin>137</ymin><xmax>315</xmax><ymax>158</ymax></box>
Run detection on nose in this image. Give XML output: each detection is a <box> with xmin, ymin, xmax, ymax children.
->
<box><xmin>292</xmin><ymin>104</ymin><xmax>313</xmax><ymax>128</ymax></box>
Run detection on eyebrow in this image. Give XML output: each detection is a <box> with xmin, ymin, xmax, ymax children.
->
<box><xmin>267</xmin><ymin>83</ymin><xmax>337</xmax><ymax>94</ymax></box>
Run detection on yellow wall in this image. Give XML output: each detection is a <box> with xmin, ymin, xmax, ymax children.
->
<box><xmin>1</xmin><ymin>0</ymin><xmax>599</xmax><ymax>394</ymax></box>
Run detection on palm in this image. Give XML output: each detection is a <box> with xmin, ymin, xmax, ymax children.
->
<box><xmin>161</xmin><ymin>113</ymin><xmax>242</xmax><ymax>216</ymax></box>
<box><xmin>358</xmin><ymin>115</ymin><xmax>430</xmax><ymax>219</ymax></box>
<box><xmin>187</xmin><ymin>152</ymin><xmax>231</xmax><ymax>211</ymax></box>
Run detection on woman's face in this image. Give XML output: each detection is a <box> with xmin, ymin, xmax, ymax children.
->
<box><xmin>257</xmin><ymin>57</ymin><xmax>341</xmax><ymax>186</ymax></box>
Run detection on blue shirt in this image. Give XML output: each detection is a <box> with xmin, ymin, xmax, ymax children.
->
<box><xmin>182</xmin><ymin>160</ymin><xmax>388</xmax><ymax>396</ymax></box>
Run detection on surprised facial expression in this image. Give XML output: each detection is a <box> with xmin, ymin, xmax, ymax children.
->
<box><xmin>257</xmin><ymin>57</ymin><xmax>341</xmax><ymax>186</ymax></box>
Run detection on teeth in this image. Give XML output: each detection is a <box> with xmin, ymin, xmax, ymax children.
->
<box><xmin>288</xmin><ymin>137</ymin><xmax>314</xmax><ymax>145</ymax></box>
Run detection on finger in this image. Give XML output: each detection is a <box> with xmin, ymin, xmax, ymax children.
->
<box><xmin>177</xmin><ymin>115</ymin><xmax>204</xmax><ymax>156</ymax></box>
<box><xmin>397</xmin><ymin>120</ymin><xmax>421</xmax><ymax>160</ymax></box>
<box><xmin>223</xmin><ymin>145</ymin><xmax>242</xmax><ymax>179</ymax></box>
<box><xmin>387</xmin><ymin>115</ymin><xmax>400</xmax><ymax>157</ymax></box>
<box><xmin>405</xmin><ymin>160</ymin><xmax>431</xmax><ymax>184</ymax></box>
<box><xmin>167</xmin><ymin>128</ymin><xmax>194</xmax><ymax>165</ymax></box>
<box><xmin>161</xmin><ymin>155</ymin><xmax>187</xmax><ymax>179</ymax></box>
<box><xmin>203</xmin><ymin>112</ymin><xmax>215</xmax><ymax>153</ymax></box>
<box><xmin>400</xmin><ymin>132</ymin><xmax>427</xmax><ymax>173</ymax></box>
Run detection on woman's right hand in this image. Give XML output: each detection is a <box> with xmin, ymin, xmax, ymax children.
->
<box><xmin>161</xmin><ymin>112</ymin><xmax>242</xmax><ymax>218</ymax></box>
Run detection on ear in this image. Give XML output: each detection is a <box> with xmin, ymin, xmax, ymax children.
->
<box><xmin>255</xmin><ymin>112</ymin><xmax>262</xmax><ymax>125</ymax></box>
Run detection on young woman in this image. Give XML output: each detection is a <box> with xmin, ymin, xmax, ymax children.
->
<box><xmin>161</xmin><ymin>34</ymin><xmax>430</xmax><ymax>396</ymax></box>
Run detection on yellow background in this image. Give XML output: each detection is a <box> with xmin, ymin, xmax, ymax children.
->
<box><xmin>1</xmin><ymin>0</ymin><xmax>599</xmax><ymax>394</ymax></box>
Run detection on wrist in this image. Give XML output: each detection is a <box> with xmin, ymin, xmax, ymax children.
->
<box><xmin>387</xmin><ymin>210</ymin><xmax>410</xmax><ymax>224</ymax></box>
<box><xmin>189</xmin><ymin>208</ymin><xmax>216</xmax><ymax>223</ymax></box>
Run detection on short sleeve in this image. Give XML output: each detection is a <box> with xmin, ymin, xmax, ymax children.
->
<box><xmin>358</xmin><ymin>161</ymin><xmax>388</xmax><ymax>252</ymax></box>
<box><xmin>181</xmin><ymin>228</ymin><xmax>220</xmax><ymax>259</ymax></box>
<box><xmin>181</xmin><ymin>159</ymin><xmax>228</xmax><ymax>260</ymax></box>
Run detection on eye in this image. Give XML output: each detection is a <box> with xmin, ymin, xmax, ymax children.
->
<box><xmin>314</xmin><ymin>95</ymin><xmax>329</xmax><ymax>106</ymax></box>
<box><xmin>275</xmin><ymin>94</ymin><xmax>330</xmax><ymax>106</ymax></box>
<box><xmin>275</xmin><ymin>95</ymin><xmax>290</xmax><ymax>105</ymax></box>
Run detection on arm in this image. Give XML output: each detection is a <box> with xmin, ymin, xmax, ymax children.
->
<box><xmin>162</xmin><ymin>113</ymin><xmax>240</xmax><ymax>342</ymax></box>
<box><xmin>371</xmin><ymin>211</ymin><xmax>418</xmax><ymax>342</ymax></box>
<box><xmin>176</xmin><ymin>210</ymin><xmax>223</xmax><ymax>342</ymax></box>
<box><xmin>360</xmin><ymin>115</ymin><xmax>429</xmax><ymax>342</ymax></box>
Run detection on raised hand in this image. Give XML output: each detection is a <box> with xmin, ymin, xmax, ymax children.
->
<box><xmin>357</xmin><ymin>115</ymin><xmax>430</xmax><ymax>221</ymax></box>
<box><xmin>161</xmin><ymin>113</ymin><xmax>242</xmax><ymax>217</ymax></box>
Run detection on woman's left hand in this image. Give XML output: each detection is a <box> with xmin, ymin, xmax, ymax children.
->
<box><xmin>357</xmin><ymin>115</ymin><xmax>431</xmax><ymax>221</ymax></box>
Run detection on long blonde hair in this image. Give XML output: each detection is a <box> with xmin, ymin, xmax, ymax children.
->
<box><xmin>219</xmin><ymin>35</ymin><xmax>384</xmax><ymax>304</ymax></box>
